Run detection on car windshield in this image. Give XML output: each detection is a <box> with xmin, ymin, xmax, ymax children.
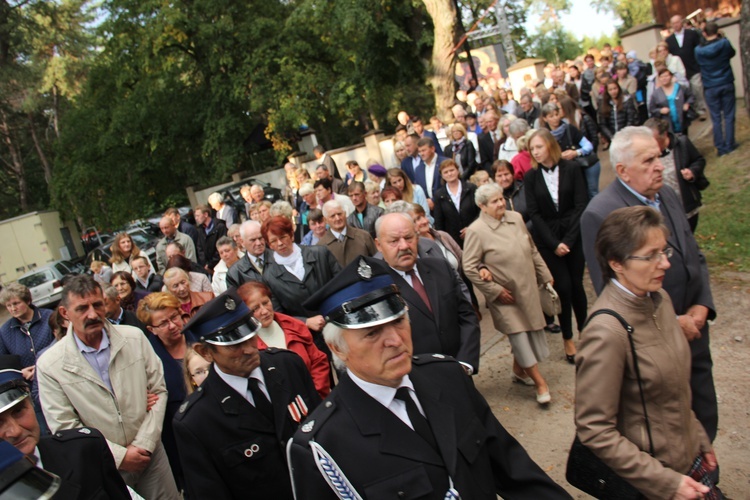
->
<box><xmin>129</xmin><ymin>232</ymin><xmax>151</xmax><ymax>246</ymax></box>
<box><xmin>19</xmin><ymin>269</ymin><xmax>56</xmax><ymax>288</ymax></box>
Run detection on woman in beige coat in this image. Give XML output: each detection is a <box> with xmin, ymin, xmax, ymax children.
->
<box><xmin>463</xmin><ymin>183</ymin><xmax>554</xmax><ymax>405</ymax></box>
<box><xmin>575</xmin><ymin>206</ymin><xmax>717</xmax><ymax>499</ymax></box>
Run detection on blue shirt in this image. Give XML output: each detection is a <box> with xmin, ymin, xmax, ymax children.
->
<box><xmin>74</xmin><ymin>330</ymin><xmax>113</xmax><ymax>392</ymax></box>
<box><xmin>618</xmin><ymin>179</ymin><xmax>661</xmax><ymax>211</ymax></box>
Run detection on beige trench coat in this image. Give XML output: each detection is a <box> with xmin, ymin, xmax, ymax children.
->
<box><xmin>463</xmin><ymin>210</ymin><xmax>552</xmax><ymax>334</ymax></box>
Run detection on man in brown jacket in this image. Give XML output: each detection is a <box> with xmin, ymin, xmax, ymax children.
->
<box><xmin>318</xmin><ymin>199</ymin><xmax>376</xmax><ymax>267</ymax></box>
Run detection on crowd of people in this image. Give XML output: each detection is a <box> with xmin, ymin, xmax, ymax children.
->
<box><xmin>0</xmin><ymin>13</ymin><xmax>736</xmax><ymax>500</ymax></box>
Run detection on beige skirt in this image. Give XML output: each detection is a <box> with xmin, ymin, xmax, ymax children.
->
<box><xmin>507</xmin><ymin>329</ymin><xmax>549</xmax><ymax>368</ymax></box>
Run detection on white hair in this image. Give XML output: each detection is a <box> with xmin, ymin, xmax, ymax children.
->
<box><xmin>322</xmin><ymin>199</ymin><xmax>344</xmax><ymax>218</ymax></box>
<box><xmin>475</xmin><ymin>183</ymin><xmax>503</xmax><ymax>206</ymax></box>
<box><xmin>298</xmin><ymin>181</ymin><xmax>315</xmax><ymax>197</ymax></box>
<box><xmin>384</xmin><ymin>200</ymin><xmax>413</xmax><ymax>214</ymax></box>
<box><xmin>322</xmin><ymin>322</ymin><xmax>348</xmax><ymax>371</ymax></box>
<box><xmin>239</xmin><ymin>220</ymin><xmax>261</xmax><ymax>239</ymax></box>
<box><xmin>250</xmin><ymin>184</ymin><xmax>264</xmax><ymax>194</ymax></box>
<box><xmin>609</xmin><ymin>126</ymin><xmax>655</xmax><ymax>173</ymax></box>
<box><xmin>270</xmin><ymin>200</ymin><xmax>293</xmax><ymax>219</ymax></box>
<box><xmin>374</xmin><ymin>212</ymin><xmax>414</xmax><ymax>239</ymax></box>
<box><xmin>207</xmin><ymin>192</ymin><xmax>223</xmax><ymax>205</ymax></box>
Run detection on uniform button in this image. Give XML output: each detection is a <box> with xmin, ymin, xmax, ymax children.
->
<box><xmin>397</xmin><ymin>492</ymin><xmax>405</xmax><ymax>498</ymax></box>
<box><xmin>325</xmin><ymin>401</ymin><xmax>332</xmax><ymax>408</ymax></box>
<box><xmin>475</xmin><ymin>439</ymin><xmax>481</xmax><ymax>445</ymax></box>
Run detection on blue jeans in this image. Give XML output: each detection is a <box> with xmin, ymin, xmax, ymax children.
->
<box><xmin>583</xmin><ymin>161</ymin><xmax>601</xmax><ymax>200</ymax></box>
<box><xmin>703</xmin><ymin>83</ymin><xmax>737</xmax><ymax>155</ymax></box>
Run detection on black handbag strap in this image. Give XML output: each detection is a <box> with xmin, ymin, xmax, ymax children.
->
<box><xmin>583</xmin><ymin>309</ymin><xmax>655</xmax><ymax>456</ymax></box>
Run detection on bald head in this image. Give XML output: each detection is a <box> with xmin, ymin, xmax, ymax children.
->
<box><xmin>159</xmin><ymin>216</ymin><xmax>176</xmax><ymax>238</ymax></box>
<box><xmin>670</xmin><ymin>15</ymin><xmax>683</xmax><ymax>33</ymax></box>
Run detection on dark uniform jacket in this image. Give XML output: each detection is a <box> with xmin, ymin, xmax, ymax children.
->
<box><xmin>225</xmin><ymin>249</ymin><xmax>273</xmax><ymax>289</ymax></box>
<box><xmin>173</xmin><ymin>349</ymin><xmax>321</xmax><ymax>500</ymax></box>
<box><xmin>289</xmin><ymin>356</ymin><xmax>571</xmax><ymax>500</ymax></box>
<box><xmin>432</xmin><ymin>181</ymin><xmax>480</xmax><ymax>248</ymax></box>
<box><xmin>387</xmin><ymin>257</ymin><xmax>480</xmax><ymax>372</ymax></box>
<box><xmin>347</xmin><ymin>203</ymin><xmax>384</xmax><ymax>238</ymax></box>
<box><xmin>38</xmin><ymin>427</ymin><xmax>131</xmax><ymax>500</ymax></box>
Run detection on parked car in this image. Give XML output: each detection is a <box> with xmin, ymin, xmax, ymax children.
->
<box><xmin>218</xmin><ymin>179</ymin><xmax>283</xmax><ymax>220</ymax></box>
<box><xmin>17</xmin><ymin>260</ymin><xmax>86</xmax><ymax>307</ymax></box>
<box><xmin>85</xmin><ymin>228</ymin><xmax>161</xmax><ymax>271</ymax></box>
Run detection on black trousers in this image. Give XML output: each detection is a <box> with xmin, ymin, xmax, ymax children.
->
<box><xmin>538</xmin><ymin>242</ymin><xmax>587</xmax><ymax>340</ymax></box>
<box><xmin>690</xmin><ymin>323</ymin><xmax>718</xmax><ymax>442</ymax></box>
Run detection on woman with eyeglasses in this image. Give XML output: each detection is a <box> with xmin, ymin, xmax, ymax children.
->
<box><xmin>574</xmin><ymin>206</ymin><xmax>719</xmax><ymax>499</ymax></box>
<box><xmin>183</xmin><ymin>346</ymin><xmax>210</xmax><ymax>395</ymax></box>
<box><xmin>137</xmin><ymin>292</ymin><xmax>199</xmax><ymax>493</ymax></box>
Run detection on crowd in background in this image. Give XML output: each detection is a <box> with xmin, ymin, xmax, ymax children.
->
<box><xmin>0</xmin><ymin>11</ymin><xmax>737</xmax><ymax>500</ymax></box>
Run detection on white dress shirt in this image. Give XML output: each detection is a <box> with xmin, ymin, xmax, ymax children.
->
<box><xmin>541</xmin><ymin>166</ymin><xmax>560</xmax><ymax>210</ymax></box>
<box><xmin>347</xmin><ymin>370</ymin><xmax>424</xmax><ymax>429</ymax></box>
<box><xmin>214</xmin><ymin>363</ymin><xmax>270</xmax><ymax>406</ymax></box>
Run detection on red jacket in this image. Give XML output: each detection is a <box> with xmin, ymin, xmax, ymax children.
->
<box><xmin>257</xmin><ymin>313</ymin><xmax>331</xmax><ymax>398</ymax></box>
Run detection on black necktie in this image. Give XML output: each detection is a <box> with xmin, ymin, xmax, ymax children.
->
<box><xmin>248</xmin><ymin>378</ymin><xmax>274</xmax><ymax>422</ymax></box>
<box><xmin>395</xmin><ymin>387</ymin><xmax>438</xmax><ymax>452</ymax></box>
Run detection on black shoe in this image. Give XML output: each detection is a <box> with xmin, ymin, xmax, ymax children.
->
<box><xmin>545</xmin><ymin>324</ymin><xmax>561</xmax><ymax>334</ymax></box>
<box><xmin>566</xmin><ymin>354</ymin><xmax>576</xmax><ymax>364</ymax></box>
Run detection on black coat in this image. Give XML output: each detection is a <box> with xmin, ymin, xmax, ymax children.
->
<box><xmin>264</xmin><ymin>246</ymin><xmax>341</xmax><ymax>320</ymax></box>
<box><xmin>225</xmin><ymin>249</ymin><xmax>273</xmax><ymax>289</ymax></box>
<box><xmin>114</xmin><ymin>309</ymin><xmax>147</xmax><ymax>333</ymax></box>
<box><xmin>666</xmin><ymin>29</ymin><xmax>703</xmax><ymax>78</ymax></box>
<box><xmin>173</xmin><ymin>349</ymin><xmax>321</xmax><ymax>500</ymax></box>
<box><xmin>598</xmin><ymin>97</ymin><xmax>638</xmax><ymax>141</ymax></box>
<box><xmin>443</xmin><ymin>140</ymin><xmax>478</xmax><ymax>180</ymax></box>
<box><xmin>477</xmin><ymin>131</ymin><xmax>496</xmax><ymax>172</ymax></box>
<box><xmin>289</xmin><ymin>357</ymin><xmax>571</xmax><ymax>500</ymax></box>
<box><xmin>134</xmin><ymin>273</ymin><xmax>164</xmax><ymax>293</ymax></box>
<box><xmin>524</xmin><ymin>160</ymin><xmax>588</xmax><ymax>251</ymax></box>
<box><xmin>347</xmin><ymin>202</ymin><xmax>384</xmax><ymax>238</ymax></box>
<box><xmin>432</xmin><ymin>181</ymin><xmax>480</xmax><ymax>248</ymax></box>
<box><xmin>667</xmin><ymin>133</ymin><xmax>708</xmax><ymax>215</ymax></box>
<box><xmin>38</xmin><ymin>428</ymin><xmax>131</xmax><ymax>500</ymax></box>
<box><xmin>196</xmin><ymin>218</ymin><xmax>228</xmax><ymax>270</ymax></box>
<box><xmin>387</xmin><ymin>257</ymin><xmax>480</xmax><ymax>371</ymax></box>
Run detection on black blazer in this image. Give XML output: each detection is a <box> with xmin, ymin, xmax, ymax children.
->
<box><xmin>524</xmin><ymin>160</ymin><xmax>588</xmax><ymax>251</ymax></box>
<box><xmin>386</xmin><ymin>257</ymin><xmax>480</xmax><ymax>371</ymax></box>
<box><xmin>477</xmin><ymin>131</ymin><xmax>496</xmax><ymax>172</ymax></box>
<box><xmin>196</xmin><ymin>218</ymin><xmax>228</xmax><ymax>270</ymax></box>
<box><xmin>38</xmin><ymin>428</ymin><xmax>131</xmax><ymax>500</ymax></box>
<box><xmin>173</xmin><ymin>349</ymin><xmax>321</xmax><ymax>500</ymax></box>
<box><xmin>264</xmin><ymin>246</ymin><xmax>341</xmax><ymax>321</ymax></box>
<box><xmin>444</xmin><ymin>141</ymin><xmax>478</xmax><ymax>181</ymax></box>
<box><xmin>666</xmin><ymin>29</ymin><xmax>702</xmax><ymax>78</ymax></box>
<box><xmin>432</xmin><ymin>181</ymin><xmax>480</xmax><ymax>248</ymax></box>
<box><xmin>225</xmin><ymin>249</ymin><xmax>273</xmax><ymax>289</ymax></box>
<box><xmin>289</xmin><ymin>358</ymin><xmax>571</xmax><ymax>500</ymax></box>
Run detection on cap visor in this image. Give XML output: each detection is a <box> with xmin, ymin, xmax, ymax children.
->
<box><xmin>204</xmin><ymin>320</ymin><xmax>259</xmax><ymax>346</ymax></box>
<box><xmin>0</xmin><ymin>388</ymin><xmax>29</xmax><ymax>415</ymax></box>
<box><xmin>330</xmin><ymin>295</ymin><xmax>407</xmax><ymax>330</ymax></box>
<box><xmin>0</xmin><ymin>461</ymin><xmax>60</xmax><ymax>500</ymax></box>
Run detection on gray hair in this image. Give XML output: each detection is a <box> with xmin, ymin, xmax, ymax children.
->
<box><xmin>475</xmin><ymin>183</ymin><xmax>503</xmax><ymax>206</ymax></box>
<box><xmin>250</xmin><ymin>184</ymin><xmax>264</xmax><ymax>195</ymax></box>
<box><xmin>270</xmin><ymin>200</ymin><xmax>293</xmax><ymax>220</ymax></box>
<box><xmin>101</xmin><ymin>284</ymin><xmax>119</xmax><ymax>301</ymax></box>
<box><xmin>384</xmin><ymin>200</ymin><xmax>413</xmax><ymax>214</ymax></box>
<box><xmin>60</xmin><ymin>275</ymin><xmax>102</xmax><ymax>307</ymax></box>
<box><xmin>322</xmin><ymin>199</ymin><xmax>344</xmax><ymax>218</ymax></box>
<box><xmin>609</xmin><ymin>126</ymin><xmax>655</xmax><ymax>172</ymax></box>
<box><xmin>207</xmin><ymin>192</ymin><xmax>223</xmax><ymax>205</ymax></box>
<box><xmin>374</xmin><ymin>212</ymin><xmax>414</xmax><ymax>239</ymax></box>
<box><xmin>216</xmin><ymin>236</ymin><xmax>236</xmax><ymax>249</ymax></box>
<box><xmin>363</xmin><ymin>179</ymin><xmax>380</xmax><ymax>194</ymax></box>
<box><xmin>322</xmin><ymin>322</ymin><xmax>348</xmax><ymax>371</ymax></box>
<box><xmin>163</xmin><ymin>267</ymin><xmax>189</xmax><ymax>285</ymax></box>
<box><xmin>0</xmin><ymin>283</ymin><xmax>31</xmax><ymax>306</ymax></box>
<box><xmin>239</xmin><ymin>220</ymin><xmax>261</xmax><ymax>239</ymax></box>
<box><xmin>508</xmin><ymin>119</ymin><xmax>530</xmax><ymax>138</ymax></box>
<box><xmin>298</xmin><ymin>181</ymin><xmax>315</xmax><ymax>197</ymax></box>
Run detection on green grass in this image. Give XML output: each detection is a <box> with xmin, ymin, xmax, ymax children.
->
<box><xmin>694</xmin><ymin>101</ymin><xmax>750</xmax><ymax>273</ymax></box>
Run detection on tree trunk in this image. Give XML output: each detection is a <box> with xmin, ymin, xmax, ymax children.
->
<box><xmin>422</xmin><ymin>0</ymin><xmax>459</xmax><ymax>124</ymax></box>
<box><xmin>741</xmin><ymin>0</ymin><xmax>749</xmax><ymax>118</ymax></box>
<box><xmin>29</xmin><ymin>113</ymin><xmax>52</xmax><ymax>185</ymax></box>
<box><xmin>0</xmin><ymin>109</ymin><xmax>29</xmax><ymax>211</ymax></box>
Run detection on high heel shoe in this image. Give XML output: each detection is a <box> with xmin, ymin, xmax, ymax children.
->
<box><xmin>511</xmin><ymin>373</ymin><xmax>535</xmax><ymax>386</ymax></box>
<box><xmin>565</xmin><ymin>353</ymin><xmax>575</xmax><ymax>365</ymax></box>
<box><xmin>564</xmin><ymin>340</ymin><xmax>577</xmax><ymax>365</ymax></box>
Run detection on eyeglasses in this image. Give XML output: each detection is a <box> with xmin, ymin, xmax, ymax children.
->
<box><xmin>191</xmin><ymin>368</ymin><xmax>210</xmax><ymax>378</ymax></box>
<box><xmin>627</xmin><ymin>247</ymin><xmax>673</xmax><ymax>263</ymax></box>
<box><xmin>152</xmin><ymin>313</ymin><xmax>182</xmax><ymax>330</ymax></box>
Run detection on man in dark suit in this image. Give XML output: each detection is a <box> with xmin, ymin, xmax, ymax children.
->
<box><xmin>313</xmin><ymin>144</ymin><xmax>342</xmax><ymax>180</ymax></box>
<box><xmin>476</xmin><ymin>109</ymin><xmax>500</xmax><ymax>173</ymax></box>
<box><xmin>347</xmin><ymin>181</ymin><xmax>383</xmax><ymax>237</ymax></box>
<box><xmin>289</xmin><ymin>258</ymin><xmax>571</xmax><ymax>499</ymax></box>
<box><xmin>581</xmin><ymin>126</ymin><xmax>718</xmax><ymax>442</ymax></box>
<box><xmin>194</xmin><ymin>204</ymin><xmax>228</xmax><ymax>272</ymax></box>
<box><xmin>400</xmin><ymin>133</ymin><xmax>422</xmax><ymax>183</ymax></box>
<box><xmin>226</xmin><ymin>221</ymin><xmax>272</xmax><ymax>289</ymax></box>
<box><xmin>0</xmin><ymin>355</ymin><xmax>131</xmax><ymax>500</ymax></box>
<box><xmin>411</xmin><ymin>115</ymin><xmax>439</xmax><ymax>145</ymax></box>
<box><xmin>102</xmin><ymin>284</ymin><xmax>148</xmax><ymax>333</ymax></box>
<box><xmin>318</xmin><ymin>200</ymin><xmax>376</xmax><ymax>267</ymax></box>
<box><xmin>173</xmin><ymin>291</ymin><xmax>321</xmax><ymax>500</ymax></box>
<box><xmin>551</xmin><ymin>68</ymin><xmax>580</xmax><ymax>101</ymax></box>
<box><xmin>666</xmin><ymin>14</ymin><xmax>706</xmax><ymax>116</ymax></box>
<box><xmin>315</xmin><ymin>164</ymin><xmax>347</xmax><ymax>195</ymax></box>
<box><xmin>375</xmin><ymin>213</ymin><xmax>480</xmax><ymax>373</ymax></box>
<box><xmin>516</xmin><ymin>94</ymin><xmax>540</xmax><ymax>129</ymax></box>
<box><xmin>415</xmin><ymin>137</ymin><xmax>448</xmax><ymax>211</ymax></box>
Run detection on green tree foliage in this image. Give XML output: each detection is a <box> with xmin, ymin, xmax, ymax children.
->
<box><xmin>528</xmin><ymin>25</ymin><xmax>581</xmax><ymax>63</ymax></box>
<box><xmin>591</xmin><ymin>0</ymin><xmax>653</xmax><ymax>33</ymax></box>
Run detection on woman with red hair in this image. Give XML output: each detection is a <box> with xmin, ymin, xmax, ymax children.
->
<box><xmin>237</xmin><ymin>282</ymin><xmax>330</xmax><ymax>398</ymax></box>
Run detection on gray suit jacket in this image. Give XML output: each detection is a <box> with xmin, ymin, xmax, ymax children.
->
<box><xmin>580</xmin><ymin>180</ymin><xmax>714</xmax><ymax>318</ymax></box>
<box><xmin>347</xmin><ymin>203</ymin><xmax>384</xmax><ymax>238</ymax></box>
<box><xmin>317</xmin><ymin>226</ymin><xmax>377</xmax><ymax>268</ymax></box>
